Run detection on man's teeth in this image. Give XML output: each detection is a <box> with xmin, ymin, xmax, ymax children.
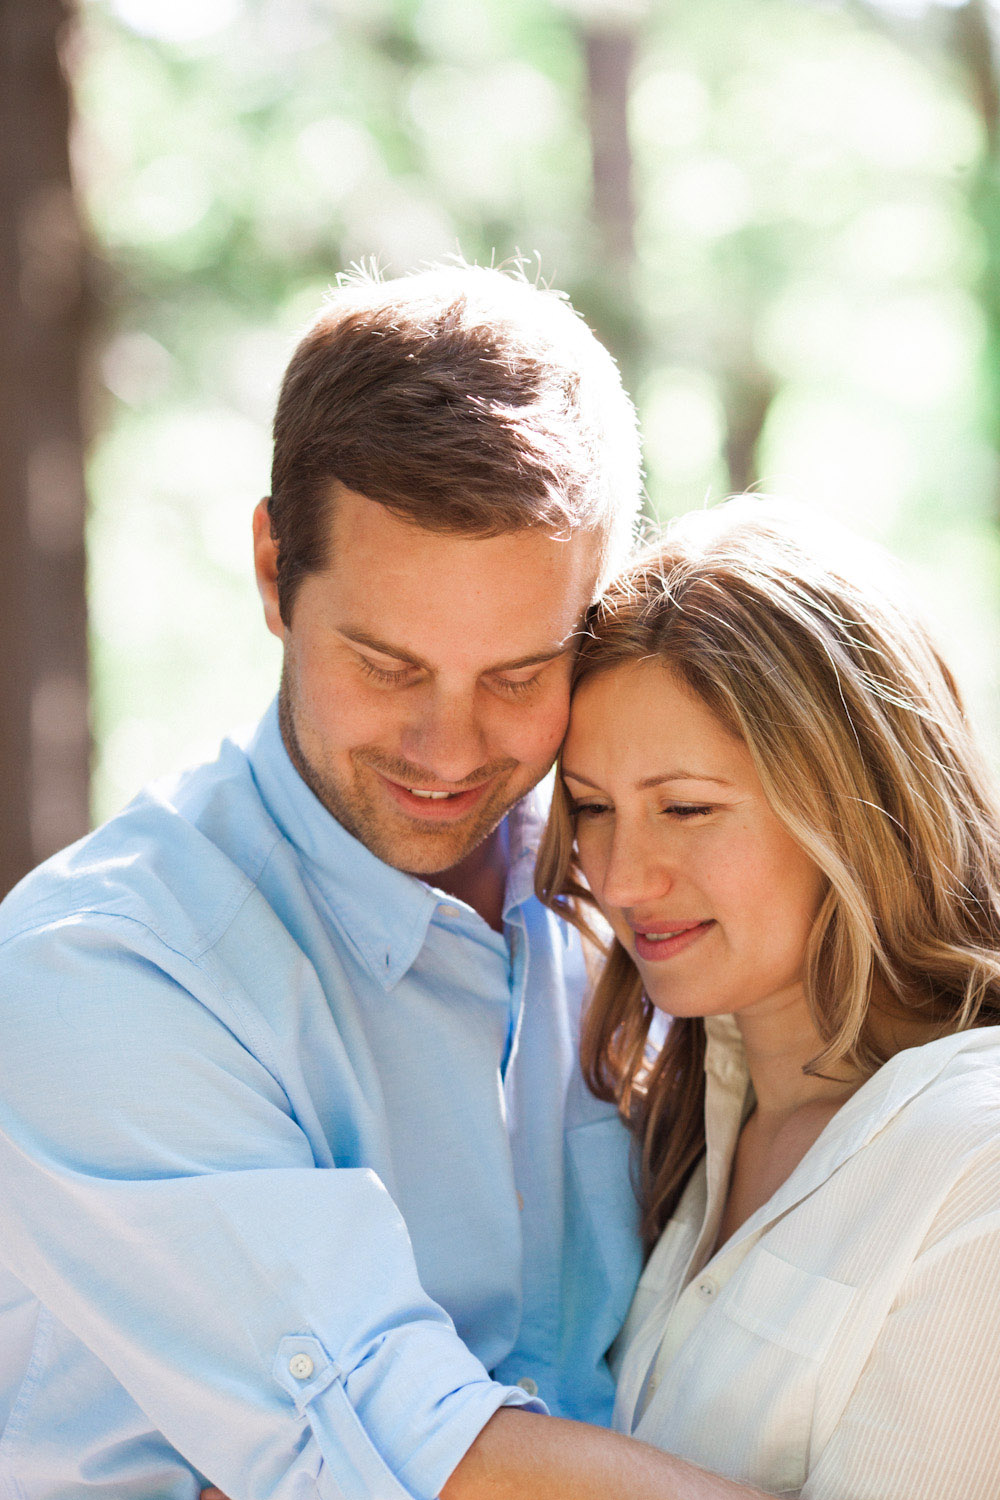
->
<box><xmin>409</xmin><ymin>788</ymin><xmax>457</xmax><ymax>800</ymax></box>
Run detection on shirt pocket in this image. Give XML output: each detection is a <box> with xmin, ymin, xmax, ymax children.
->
<box><xmin>636</xmin><ymin>1246</ymin><xmax>857</xmax><ymax>1496</ymax></box>
<box><xmin>716</xmin><ymin>1248</ymin><xmax>857</xmax><ymax>1492</ymax></box>
<box><xmin>723</xmin><ymin>1246</ymin><xmax>857</xmax><ymax>1361</ymax></box>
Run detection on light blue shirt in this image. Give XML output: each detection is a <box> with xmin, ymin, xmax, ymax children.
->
<box><xmin>0</xmin><ymin>702</ymin><xmax>642</xmax><ymax>1500</ymax></box>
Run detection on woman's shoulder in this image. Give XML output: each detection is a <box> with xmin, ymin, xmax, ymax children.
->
<box><xmin>871</xmin><ymin>1025</ymin><xmax>1000</xmax><ymax>1165</ymax></box>
<box><xmin>892</xmin><ymin>1024</ymin><xmax>1000</xmax><ymax>1096</ymax></box>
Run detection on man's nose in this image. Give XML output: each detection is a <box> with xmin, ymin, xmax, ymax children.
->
<box><xmin>399</xmin><ymin>689</ymin><xmax>491</xmax><ymax>784</ymax></box>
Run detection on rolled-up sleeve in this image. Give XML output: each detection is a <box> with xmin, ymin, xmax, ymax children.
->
<box><xmin>0</xmin><ymin>919</ymin><xmax>542</xmax><ymax>1500</ymax></box>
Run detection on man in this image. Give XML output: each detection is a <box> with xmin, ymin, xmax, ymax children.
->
<box><xmin>0</xmin><ymin>264</ymin><xmax>645</xmax><ymax>1498</ymax></box>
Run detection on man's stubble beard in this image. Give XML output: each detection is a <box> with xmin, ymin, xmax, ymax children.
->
<box><xmin>277</xmin><ymin>668</ymin><xmax>527</xmax><ymax>877</ymax></box>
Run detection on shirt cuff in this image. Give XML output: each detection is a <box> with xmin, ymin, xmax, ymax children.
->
<box><xmin>283</xmin><ymin>1325</ymin><xmax>547</xmax><ymax>1500</ymax></box>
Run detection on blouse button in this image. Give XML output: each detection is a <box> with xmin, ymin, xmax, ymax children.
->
<box><xmin>288</xmin><ymin>1353</ymin><xmax>315</xmax><ymax>1380</ymax></box>
<box><xmin>516</xmin><ymin>1376</ymin><xmax>539</xmax><ymax>1396</ymax></box>
<box><xmin>696</xmin><ymin>1276</ymin><xmax>718</xmax><ymax>1300</ymax></box>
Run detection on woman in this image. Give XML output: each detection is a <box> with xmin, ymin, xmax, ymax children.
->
<box><xmin>531</xmin><ymin>496</ymin><xmax>1000</xmax><ymax>1497</ymax></box>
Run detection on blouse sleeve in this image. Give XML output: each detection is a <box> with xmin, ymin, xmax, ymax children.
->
<box><xmin>802</xmin><ymin>1206</ymin><xmax>1000</xmax><ymax>1500</ymax></box>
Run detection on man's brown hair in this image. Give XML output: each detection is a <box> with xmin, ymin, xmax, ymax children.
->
<box><xmin>268</xmin><ymin>263</ymin><xmax>642</xmax><ymax>623</ymax></box>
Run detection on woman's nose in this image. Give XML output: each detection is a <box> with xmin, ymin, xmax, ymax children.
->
<box><xmin>598</xmin><ymin>825</ymin><xmax>675</xmax><ymax>911</ymax></box>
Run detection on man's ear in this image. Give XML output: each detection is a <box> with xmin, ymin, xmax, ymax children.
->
<box><xmin>253</xmin><ymin>498</ymin><xmax>286</xmax><ymax>641</ymax></box>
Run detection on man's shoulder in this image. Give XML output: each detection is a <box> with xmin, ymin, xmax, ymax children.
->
<box><xmin>0</xmin><ymin>731</ymin><xmax>283</xmax><ymax>958</ymax></box>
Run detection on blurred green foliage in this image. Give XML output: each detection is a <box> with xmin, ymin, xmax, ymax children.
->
<box><xmin>75</xmin><ymin>0</ymin><xmax>1000</xmax><ymax>819</ymax></box>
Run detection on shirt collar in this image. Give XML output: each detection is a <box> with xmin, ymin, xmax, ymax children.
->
<box><xmin>701</xmin><ymin>1014</ymin><xmax>1000</xmax><ymax>1244</ymax></box>
<box><xmin>246</xmin><ymin>699</ymin><xmax>546</xmax><ymax>987</ymax></box>
<box><xmin>501</xmin><ymin>770</ymin><xmax>551</xmax><ymax>920</ymax></box>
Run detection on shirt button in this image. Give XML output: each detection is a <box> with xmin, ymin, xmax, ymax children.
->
<box><xmin>288</xmin><ymin>1353</ymin><xmax>315</xmax><ymax>1380</ymax></box>
<box><xmin>516</xmin><ymin>1376</ymin><xmax>539</xmax><ymax>1396</ymax></box>
<box><xmin>696</xmin><ymin>1276</ymin><xmax>718</xmax><ymax>1300</ymax></box>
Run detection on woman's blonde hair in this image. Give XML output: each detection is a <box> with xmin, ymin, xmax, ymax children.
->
<box><xmin>536</xmin><ymin>498</ymin><xmax>1000</xmax><ymax>1244</ymax></box>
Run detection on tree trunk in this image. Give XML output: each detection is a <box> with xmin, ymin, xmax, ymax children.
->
<box><xmin>586</xmin><ymin>25</ymin><xmax>637</xmax><ymax>269</ymax></box>
<box><xmin>0</xmin><ymin>0</ymin><xmax>90</xmax><ymax>898</ymax></box>
<box><xmin>582</xmin><ymin>23</ymin><xmax>646</xmax><ymax>408</ymax></box>
<box><xmin>722</xmin><ymin>361</ymin><xmax>777</xmax><ymax>497</ymax></box>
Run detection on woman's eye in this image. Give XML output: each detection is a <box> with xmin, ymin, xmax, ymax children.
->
<box><xmin>569</xmin><ymin>800</ymin><xmax>611</xmax><ymax>821</ymax></box>
<box><xmin>665</xmin><ymin>803</ymin><xmax>713</xmax><ymax>819</ymax></box>
<box><xmin>358</xmin><ymin>657</ymin><xmax>414</xmax><ymax>686</ymax></box>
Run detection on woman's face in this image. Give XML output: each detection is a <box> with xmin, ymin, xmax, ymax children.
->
<box><xmin>561</xmin><ymin>658</ymin><xmax>825</xmax><ymax>1022</ymax></box>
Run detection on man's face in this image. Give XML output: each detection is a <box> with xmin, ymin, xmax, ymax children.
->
<box><xmin>255</xmin><ymin>485</ymin><xmax>601</xmax><ymax>876</ymax></box>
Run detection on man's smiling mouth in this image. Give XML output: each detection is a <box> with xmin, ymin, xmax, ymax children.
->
<box><xmin>371</xmin><ymin>771</ymin><xmax>502</xmax><ymax>824</ymax></box>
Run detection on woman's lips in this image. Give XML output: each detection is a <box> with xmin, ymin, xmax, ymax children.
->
<box><xmin>631</xmin><ymin>920</ymin><xmax>715</xmax><ymax>962</ymax></box>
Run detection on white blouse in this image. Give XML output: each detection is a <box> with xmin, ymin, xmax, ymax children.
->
<box><xmin>612</xmin><ymin>1019</ymin><xmax>1000</xmax><ymax>1499</ymax></box>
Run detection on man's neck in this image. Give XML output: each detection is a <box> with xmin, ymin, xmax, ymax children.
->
<box><xmin>433</xmin><ymin>824</ymin><xmax>509</xmax><ymax>933</ymax></box>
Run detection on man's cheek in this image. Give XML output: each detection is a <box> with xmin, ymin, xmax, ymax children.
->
<box><xmin>530</xmin><ymin>701</ymin><xmax>572</xmax><ymax>763</ymax></box>
<box><xmin>548</xmin><ymin>687</ymin><xmax>573</xmax><ymax>746</ymax></box>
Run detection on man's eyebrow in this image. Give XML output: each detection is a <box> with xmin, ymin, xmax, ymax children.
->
<box><xmin>339</xmin><ymin>628</ymin><xmax>574</xmax><ymax>674</ymax></box>
<box><xmin>491</xmin><ymin>645</ymin><xmax>573</xmax><ymax>672</ymax></box>
<box><xmin>561</xmin><ymin>769</ymin><xmax>734</xmax><ymax>789</ymax></box>
<box><xmin>491</xmin><ymin>625</ymin><xmax>591</xmax><ymax>672</ymax></box>
<box><xmin>339</xmin><ymin>629</ymin><xmax>428</xmax><ymax>668</ymax></box>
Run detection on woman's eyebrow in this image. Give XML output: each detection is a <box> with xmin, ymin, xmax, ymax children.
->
<box><xmin>561</xmin><ymin>769</ymin><xmax>600</xmax><ymax>788</ymax></box>
<box><xmin>636</xmin><ymin>771</ymin><xmax>734</xmax><ymax>789</ymax></box>
<box><xmin>562</xmin><ymin>769</ymin><xmax>733</xmax><ymax>789</ymax></box>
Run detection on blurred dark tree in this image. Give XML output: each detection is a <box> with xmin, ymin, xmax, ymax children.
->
<box><xmin>580</xmin><ymin>16</ymin><xmax>644</xmax><ymax>399</ymax></box>
<box><xmin>0</xmin><ymin>0</ymin><xmax>90</xmax><ymax>896</ymax></box>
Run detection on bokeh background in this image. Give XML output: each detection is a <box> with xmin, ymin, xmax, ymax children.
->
<box><xmin>6</xmin><ymin>0</ymin><xmax>1000</xmax><ymax>894</ymax></box>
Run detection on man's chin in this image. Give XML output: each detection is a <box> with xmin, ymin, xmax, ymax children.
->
<box><xmin>287</xmin><ymin>740</ymin><xmax>532</xmax><ymax>878</ymax></box>
<box><xmin>363</xmin><ymin>812</ymin><xmax>501</xmax><ymax>879</ymax></box>
<box><xmin>348</xmin><ymin>763</ymin><xmax>525</xmax><ymax>877</ymax></box>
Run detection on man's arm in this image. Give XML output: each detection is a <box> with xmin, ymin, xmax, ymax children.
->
<box><xmin>0</xmin><ymin>918</ymin><xmax>539</xmax><ymax>1500</ymax></box>
<box><xmin>201</xmin><ymin>1410</ymin><xmax>773</xmax><ymax>1500</ymax></box>
<box><xmin>441</xmin><ymin>1409</ymin><xmax>774</xmax><ymax>1499</ymax></box>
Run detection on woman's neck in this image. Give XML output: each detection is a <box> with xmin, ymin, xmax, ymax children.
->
<box><xmin>734</xmin><ymin>984</ymin><xmax>863</xmax><ymax>1122</ymax></box>
<box><xmin>712</xmin><ymin>987</ymin><xmax>865</xmax><ymax>1253</ymax></box>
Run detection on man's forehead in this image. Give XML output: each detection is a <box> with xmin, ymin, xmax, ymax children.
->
<box><xmin>322</xmin><ymin>482</ymin><xmax>603</xmax><ymax>576</ymax></box>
